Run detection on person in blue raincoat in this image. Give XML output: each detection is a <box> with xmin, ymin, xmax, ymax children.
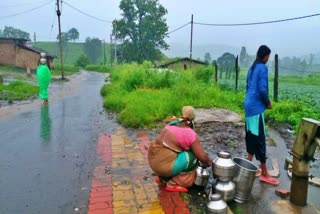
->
<box><xmin>244</xmin><ymin>45</ymin><xmax>279</xmax><ymax>186</ymax></box>
<box><xmin>37</xmin><ymin>58</ymin><xmax>51</xmax><ymax>104</ymax></box>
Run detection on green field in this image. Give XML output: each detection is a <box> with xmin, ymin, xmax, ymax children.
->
<box><xmin>100</xmin><ymin>63</ymin><xmax>320</xmax><ymax>130</ymax></box>
<box><xmin>33</xmin><ymin>42</ymin><xmax>113</xmax><ymax>65</ymax></box>
<box><xmin>218</xmin><ymin>73</ymin><xmax>320</xmax><ymax>109</ymax></box>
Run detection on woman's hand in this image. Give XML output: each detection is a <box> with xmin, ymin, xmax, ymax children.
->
<box><xmin>191</xmin><ymin>138</ymin><xmax>212</xmax><ymax>167</ymax></box>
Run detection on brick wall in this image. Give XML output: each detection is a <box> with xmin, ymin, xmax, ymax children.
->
<box><xmin>16</xmin><ymin>47</ymin><xmax>40</xmax><ymax>69</ymax></box>
<box><xmin>0</xmin><ymin>40</ymin><xmax>16</xmax><ymax>66</ymax></box>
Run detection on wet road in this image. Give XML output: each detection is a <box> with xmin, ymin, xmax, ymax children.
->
<box><xmin>0</xmin><ymin>72</ymin><xmax>116</xmax><ymax>214</ymax></box>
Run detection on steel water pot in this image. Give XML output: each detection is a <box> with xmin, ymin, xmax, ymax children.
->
<box><xmin>207</xmin><ymin>193</ymin><xmax>227</xmax><ymax>214</ymax></box>
<box><xmin>212</xmin><ymin>180</ymin><xmax>236</xmax><ymax>202</ymax></box>
<box><xmin>194</xmin><ymin>165</ymin><xmax>209</xmax><ymax>187</ymax></box>
<box><xmin>212</xmin><ymin>151</ymin><xmax>235</xmax><ymax>181</ymax></box>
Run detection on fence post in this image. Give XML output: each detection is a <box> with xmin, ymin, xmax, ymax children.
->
<box><xmin>274</xmin><ymin>54</ymin><xmax>279</xmax><ymax>102</ymax></box>
<box><xmin>235</xmin><ymin>55</ymin><xmax>239</xmax><ymax>93</ymax></box>
<box><xmin>214</xmin><ymin>61</ymin><xmax>218</xmax><ymax>83</ymax></box>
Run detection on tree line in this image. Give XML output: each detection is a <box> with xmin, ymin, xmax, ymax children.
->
<box><xmin>203</xmin><ymin>46</ymin><xmax>319</xmax><ymax>78</ymax></box>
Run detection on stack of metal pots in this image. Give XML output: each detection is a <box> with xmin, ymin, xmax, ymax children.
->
<box><xmin>211</xmin><ymin>151</ymin><xmax>236</xmax><ymax>202</ymax></box>
<box><xmin>207</xmin><ymin>193</ymin><xmax>227</xmax><ymax>214</ymax></box>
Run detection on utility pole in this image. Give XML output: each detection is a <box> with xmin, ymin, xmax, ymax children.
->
<box><xmin>103</xmin><ymin>39</ymin><xmax>106</xmax><ymax>65</ymax></box>
<box><xmin>33</xmin><ymin>32</ymin><xmax>36</xmax><ymax>45</ymax></box>
<box><xmin>113</xmin><ymin>22</ymin><xmax>117</xmax><ymax>65</ymax></box>
<box><xmin>274</xmin><ymin>54</ymin><xmax>279</xmax><ymax>102</ymax></box>
<box><xmin>56</xmin><ymin>0</ymin><xmax>64</xmax><ymax>79</ymax></box>
<box><xmin>110</xmin><ymin>34</ymin><xmax>113</xmax><ymax>67</ymax></box>
<box><xmin>189</xmin><ymin>14</ymin><xmax>193</xmax><ymax>69</ymax></box>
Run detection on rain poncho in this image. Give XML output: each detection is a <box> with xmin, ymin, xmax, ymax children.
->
<box><xmin>36</xmin><ymin>64</ymin><xmax>51</xmax><ymax>100</ymax></box>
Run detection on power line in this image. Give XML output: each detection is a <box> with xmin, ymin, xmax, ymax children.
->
<box><xmin>62</xmin><ymin>1</ymin><xmax>112</xmax><ymax>23</ymax></box>
<box><xmin>194</xmin><ymin>13</ymin><xmax>320</xmax><ymax>26</ymax></box>
<box><xmin>0</xmin><ymin>0</ymin><xmax>50</xmax><ymax>8</ymax></box>
<box><xmin>0</xmin><ymin>1</ymin><xmax>53</xmax><ymax>20</ymax></box>
<box><xmin>167</xmin><ymin>22</ymin><xmax>190</xmax><ymax>35</ymax></box>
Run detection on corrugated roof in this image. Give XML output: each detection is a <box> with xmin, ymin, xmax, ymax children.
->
<box><xmin>17</xmin><ymin>44</ymin><xmax>54</xmax><ymax>58</ymax></box>
<box><xmin>0</xmin><ymin>37</ymin><xmax>54</xmax><ymax>58</ymax></box>
<box><xmin>158</xmin><ymin>57</ymin><xmax>208</xmax><ymax>68</ymax></box>
<box><xmin>0</xmin><ymin>37</ymin><xmax>30</xmax><ymax>42</ymax></box>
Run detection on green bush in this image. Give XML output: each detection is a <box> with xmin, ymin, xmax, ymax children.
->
<box><xmin>194</xmin><ymin>66</ymin><xmax>214</xmax><ymax>83</ymax></box>
<box><xmin>75</xmin><ymin>54</ymin><xmax>90</xmax><ymax>68</ymax></box>
<box><xmin>101</xmin><ymin>64</ymin><xmax>245</xmax><ymax>127</ymax></box>
<box><xmin>265</xmin><ymin>100</ymin><xmax>318</xmax><ymax>130</ymax></box>
<box><xmin>0</xmin><ymin>81</ymin><xmax>38</xmax><ymax>101</ymax></box>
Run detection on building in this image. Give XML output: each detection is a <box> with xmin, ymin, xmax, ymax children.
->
<box><xmin>157</xmin><ymin>57</ymin><xmax>208</xmax><ymax>70</ymax></box>
<box><xmin>0</xmin><ymin>38</ymin><xmax>54</xmax><ymax>73</ymax></box>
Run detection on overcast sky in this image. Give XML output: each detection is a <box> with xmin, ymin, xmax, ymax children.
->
<box><xmin>0</xmin><ymin>0</ymin><xmax>319</xmax><ymax>57</ymax></box>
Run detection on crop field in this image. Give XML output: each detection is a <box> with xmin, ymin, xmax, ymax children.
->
<box><xmin>218</xmin><ymin>79</ymin><xmax>320</xmax><ymax>108</ymax></box>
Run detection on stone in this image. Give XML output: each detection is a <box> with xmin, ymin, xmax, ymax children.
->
<box><xmin>275</xmin><ymin>188</ymin><xmax>290</xmax><ymax>199</ymax></box>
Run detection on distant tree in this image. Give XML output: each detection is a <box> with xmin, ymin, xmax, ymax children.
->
<box><xmin>204</xmin><ymin>52</ymin><xmax>212</xmax><ymax>64</ymax></box>
<box><xmin>301</xmin><ymin>59</ymin><xmax>307</xmax><ymax>74</ymax></box>
<box><xmin>83</xmin><ymin>37</ymin><xmax>102</xmax><ymax>64</ymax></box>
<box><xmin>56</xmin><ymin>32</ymin><xmax>70</xmax><ymax>61</ymax></box>
<box><xmin>113</xmin><ymin>0</ymin><xmax>169</xmax><ymax>63</ymax></box>
<box><xmin>3</xmin><ymin>26</ymin><xmax>30</xmax><ymax>39</ymax></box>
<box><xmin>309</xmin><ymin>54</ymin><xmax>314</xmax><ymax>66</ymax></box>
<box><xmin>217</xmin><ymin>52</ymin><xmax>236</xmax><ymax>79</ymax></box>
<box><xmin>68</xmin><ymin>28</ymin><xmax>79</xmax><ymax>42</ymax></box>
<box><xmin>75</xmin><ymin>54</ymin><xmax>90</xmax><ymax>68</ymax></box>
<box><xmin>0</xmin><ymin>30</ymin><xmax>3</xmax><ymax>37</ymax></box>
<box><xmin>56</xmin><ymin>32</ymin><xmax>69</xmax><ymax>47</ymax></box>
<box><xmin>240</xmin><ymin>46</ymin><xmax>248</xmax><ymax>66</ymax></box>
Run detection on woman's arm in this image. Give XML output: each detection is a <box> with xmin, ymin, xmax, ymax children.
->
<box><xmin>191</xmin><ymin>137</ymin><xmax>212</xmax><ymax>167</ymax></box>
<box><xmin>258</xmin><ymin>65</ymin><xmax>271</xmax><ymax>107</ymax></box>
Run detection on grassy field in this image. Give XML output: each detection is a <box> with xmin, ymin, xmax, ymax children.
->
<box><xmin>33</xmin><ymin>41</ymin><xmax>113</xmax><ymax>65</ymax></box>
<box><xmin>101</xmin><ymin>63</ymin><xmax>320</xmax><ymax>130</ymax></box>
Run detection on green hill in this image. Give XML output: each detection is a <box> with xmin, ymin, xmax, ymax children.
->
<box><xmin>33</xmin><ymin>41</ymin><xmax>112</xmax><ymax>65</ymax></box>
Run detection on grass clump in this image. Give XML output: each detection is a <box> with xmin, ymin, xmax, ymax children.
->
<box><xmin>0</xmin><ymin>81</ymin><xmax>38</xmax><ymax>101</ymax></box>
<box><xmin>101</xmin><ymin>63</ymin><xmax>244</xmax><ymax>128</ymax></box>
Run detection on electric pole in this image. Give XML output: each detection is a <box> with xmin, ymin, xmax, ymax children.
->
<box><xmin>110</xmin><ymin>34</ymin><xmax>113</xmax><ymax>67</ymax></box>
<box><xmin>56</xmin><ymin>0</ymin><xmax>64</xmax><ymax>79</ymax></box>
<box><xmin>113</xmin><ymin>22</ymin><xmax>117</xmax><ymax>65</ymax></box>
<box><xmin>189</xmin><ymin>14</ymin><xmax>194</xmax><ymax>69</ymax></box>
<box><xmin>34</xmin><ymin>32</ymin><xmax>36</xmax><ymax>45</ymax></box>
<box><xmin>103</xmin><ymin>39</ymin><xmax>106</xmax><ymax>65</ymax></box>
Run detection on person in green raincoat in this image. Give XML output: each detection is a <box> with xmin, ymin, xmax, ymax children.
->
<box><xmin>37</xmin><ymin>58</ymin><xmax>51</xmax><ymax>104</ymax></box>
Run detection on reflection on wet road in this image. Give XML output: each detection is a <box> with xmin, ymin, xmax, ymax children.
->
<box><xmin>40</xmin><ymin>105</ymin><xmax>51</xmax><ymax>144</ymax></box>
<box><xmin>0</xmin><ymin>72</ymin><xmax>116</xmax><ymax>213</ymax></box>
